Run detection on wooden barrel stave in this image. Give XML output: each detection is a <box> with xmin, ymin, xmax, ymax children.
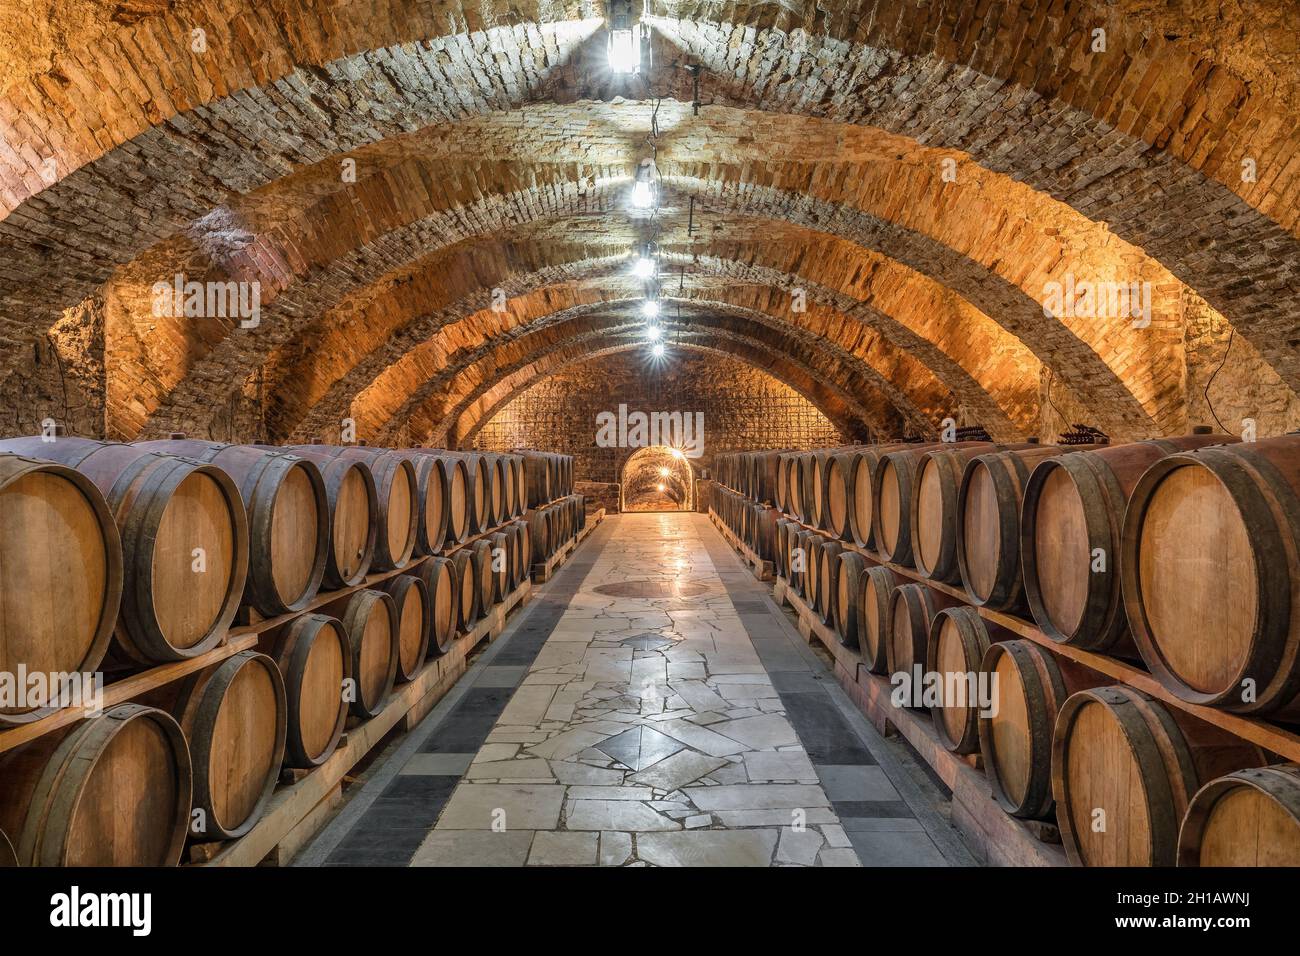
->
<box><xmin>268</xmin><ymin>613</ymin><xmax>350</xmax><ymax>769</ymax></box>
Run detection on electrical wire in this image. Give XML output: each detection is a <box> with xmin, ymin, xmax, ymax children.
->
<box><xmin>1204</xmin><ymin>327</ymin><xmax>1236</xmax><ymax>433</ymax></box>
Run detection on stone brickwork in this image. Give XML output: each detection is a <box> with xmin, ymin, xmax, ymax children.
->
<box><xmin>474</xmin><ymin>351</ymin><xmax>845</xmax><ymax>483</ymax></box>
<box><xmin>0</xmin><ymin>2</ymin><xmax>1297</xmax><ymax>450</ymax></box>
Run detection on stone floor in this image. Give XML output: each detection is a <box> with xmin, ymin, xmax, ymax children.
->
<box><xmin>299</xmin><ymin>513</ymin><xmax>975</xmax><ymax>867</ymax></box>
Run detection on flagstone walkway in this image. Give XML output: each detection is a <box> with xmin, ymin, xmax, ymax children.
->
<box><xmin>303</xmin><ymin>512</ymin><xmax>974</xmax><ymax>867</ymax></box>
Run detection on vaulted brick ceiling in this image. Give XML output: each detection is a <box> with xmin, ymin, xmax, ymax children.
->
<box><xmin>1</xmin><ymin>0</ymin><xmax>1297</xmax><ymax>444</ymax></box>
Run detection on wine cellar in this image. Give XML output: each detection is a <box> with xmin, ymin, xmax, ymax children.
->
<box><xmin>0</xmin><ymin>0</ymin><xmax>1297</xmax><ymax>902</ymax></box>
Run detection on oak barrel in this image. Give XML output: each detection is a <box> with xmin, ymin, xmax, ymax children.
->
<box><xmin>415</xmin><ymin>556</ymin><xmax>458</xmax><ymax>655</ymax></box>
<box><xmin>0</xmin><ymin>703</ymin><xmax>191</xmax><ymax>865</ymax></box>
<box><xmin>857</xmin><ymin>565</ymin><xmax>897</xmax><ymax>674</ymax></box>
<box><xmin>1052</xmin><ymin>685</ymin><xmax>1265</xmax><ymax>866</ymax></box>
<box><xmin>489</xmin><ymin>531</ymin><xmax>510</xmax><ymax>602</ymax></box>
<box><xmin>290</xmin><ymin>448</ymin><xmax>376</xmax><ymax>588</ymax></box>
<box><xmin>957</xmin><ymin>445</ymin><xmax>1068</xmax><ymax>612</ymax></box>
<box><xmin>0</xmin><ymin>452</ymin><xmax>123</xmax><ymax>724</ymax></box>
<box><xmin>926</xmin><ymin>606</ymin><xmax>1009</xmax><ymax>754</ymax></box>
<box><xmin>1178</xmin><ymin>765</ymin><xmax>1300</xmax><ymax>867</ymax></box>
<box><xmin>0</xmin><ymin>437</ymin><xmax>248</xmax><ymax>663</ymax></box>
<box><xmin>876</xmin><ymin>443</ymin><xmax>982</xmax><ymax>566</ymax></box>
<box><xmin>472</xmin><ymin>539</ymin><xmax>494</xmax><ymax>618</ymax></box>
<box><xmin>286</xmin><ymin>444</ymin><xmax>416</xmax><ymax>572</ymax></box>
<box><xmin>834</xmin><ymin>550</ymin><xmax>867</xmax><ymax>647</ymax></box>
<box><xmin>1021</xmin><ymin>435</ymin><xmax>1232</xmax><ymax>655</ymax></box>
<box><xmin>977</xmin><ymin>639</ymin><xmax>1097</xmax><ymax>819</ymax></box>
<box><xmin>1121</xmin><ymin>436</ymin><xmax>1300</xmax><ymax>718</ymax></box>
<box><xmin>886</xmin><ymin>583</ymin><xmax>958</xmax><ymax>688</ymax></box>
<box><xmin>911</xmin><ymin>445</ymin><xmax>1011</xmax><ymax>584</ymax></box>
<box><xmin>269</xmin><ymin>613</ymin><xmax>350</xmax><ymax>769</ymax></box>
<box><xmin>816</xmin><ymin>539</ymin><xmax>843</xmax><ymax>626</ymax></box>
<box><xmin>403</xmin><ymin>451</ymin><xmax>451</xmax><ymax>557</ymax></box>
<box><xmin>847</xmin><ymin>444</ymin><xmax>912</xmax><ymax>550</ymax></box>
<box><xmin>451</xmin><ymin>548</ymin><xmax>479</xmax><ymax>630</ymax></box>
<box><xmin>381</xmin><ymin>574</ymin><xmax>431</xmax><ymax>684</ymax></box>
<box><xmin>334</xmin><ymin>588</ymin><xmax>399</xmax><ymax>719</ymax></box>
<box><xmin>158</xmin><ymin>650</ymin><xmax>287</xmax><ymax>841</ymax></box>
<box><xmin>138</xmin><ymin>438</ymin><xmax>326</xmax><ymax>616</ymax></box>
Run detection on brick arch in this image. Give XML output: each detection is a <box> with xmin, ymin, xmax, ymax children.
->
<box><xmin>2</xmin><ymin>7</ymin><xmax>1289</xmax><ymax>429</ymax></box>
<box><xmin>122</xmin><ymin>152</ymin><xmax>1195</xmax><ymax>439</ymax></box>
<box><xmin>417</xmin><ymin>310</ymin><xmax>926</xmax><ymax>442</ymax></box>
<box><xmin>279</xmin><ymin>249</ymin><xmax>1028</xmax><ymax>444</ymax></box>
<box><xmin>448</xmin><ymin>338</ymin><xmax>863</xmax><ymax>449</ymax></box>
<box><xmin>344</xmin><ymin>295</ymin><xmax>948</xmax><ymax>443</ymax></box>
<box><xmin>430</xmin><ymin>324</ymin><xmax>899</xmax><ymax>447</ymax></box>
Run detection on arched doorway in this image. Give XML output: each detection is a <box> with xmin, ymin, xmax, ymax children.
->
<box><xmin>620</xmin><ymin>446</ymin><xmax>694</xmax><ymax>512</ymax></box>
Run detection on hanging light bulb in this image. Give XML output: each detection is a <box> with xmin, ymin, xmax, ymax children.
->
<box><xmin>657</xmin><ymin>483</ymin><xmax>665</xmax><ymax>492</ymax></box>
<box><xmin>659</xmin><ymin>467</ymin><xmax>670</xmax><ymax>477</ymax></box>
<box><xmin>632</xmin><ymin>256</ymin><xmax>656</xmax><ymax>279</ymax></box>
<box><xmin>651</xmin><ymin>343</ymin><xmax>666</xmax><ymax>359</ymax></box>
<box><xmin>631</xmin><ymin>159</ymin><xmax>655</xmax><ymax>208</ymax></box>
<box><xmin>608</xmin><ymin>25</ymin><xmax>641</xmax><ymax>74</ymax></box>
<box><xmin>645</xmin><ymin>325</ymin><xmax>661</xmax><ymax>341</ymax></box>
<box><xmin>641</xmin><ymin>300</ymin><xmax>660</xmax><ymax>319</ymax></box>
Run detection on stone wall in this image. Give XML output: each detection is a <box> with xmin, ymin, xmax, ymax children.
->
<box><xmin>473</xmin><ymin>350</ymin><xmax>844</xmax><ymax>483</ymax></box>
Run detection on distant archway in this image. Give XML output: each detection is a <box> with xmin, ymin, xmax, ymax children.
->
<box><xmin>620</xmin><ymin>446</ymin><xmax>694</xmax><ymax>513</ymax></box>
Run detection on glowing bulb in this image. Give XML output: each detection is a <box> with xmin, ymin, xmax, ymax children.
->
<box><xmin>645</xmin><ymin>325</ymin><xmax>661</xmax><ymax>341</ymax></box>
<box><xmin>608</xmin><ymin>26</ymin><xmax>641</xmax><ymax>74</ymax></box>
<box><xmin>631</xmin><ymin>179</ymin><xmax>654</xmax><ymax>208</ymax></box>
<box><xmin>641</xmin><ymin>300</ymin><xmax>660</xmax><ymax>319</ymax></box>
<box><xmin>657</xmin><ymin>483</ymin><xmax>665</xmax><ymax>492</ymax></box>
<box><xmin>659</xmin><ymin>467</ymin><xmax>670</xmax><ymax>477</ymax></box>
<box><xmin>632</xmin><ymin>256</ymin><xmax>655</xmax><ymax>279</ymax></box>
<box><xmin>651</xmin><ymin>343</ymin><xmax>665</xmax><ymax>359</ymax></box>
<box><xmin>669</xmin><ymin>448</ymin><xmax>685</xmax><ymax>459</ymax></box>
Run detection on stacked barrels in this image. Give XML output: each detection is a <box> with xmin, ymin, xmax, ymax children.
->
<box><xmin>0</xmin><ymin>430</ymin><xmax>553</xmax><ymax>867</ymax></box>
<box><xmin>713</xmin><ymin>433</ymin><xmax>1300</xmax><ymax>867</ymax></box>
<box><xmin>525</xmin><ymin>494</ymin><xmax>585</xmax><ymax>567</ymax></box>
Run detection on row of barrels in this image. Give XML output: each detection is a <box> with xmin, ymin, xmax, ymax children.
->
<box><xmin>0</xmin><ymin>435</ymin><xmax>533</xmax><ymax>724</ymax></box>
<box><xmin>707</xmin><ymin>484</ymin><xmax>777</xmax><ymax>562</ymax></box>
<box><xmin>742</xmin><ymin>432</ymin><xmax>1300</xmax><ymax>721</ymax></box>
<box><xmin>515</xmin><ymin>451</ymin><xmax>574</xmax><ymax>509</ymax></box>
<box><xmin>774</xmin><ymin>520</ymin><xmax>1300</xmax><ymax>866</ymax></box>
<box><xmin>525</xmin><ymin>494</ymin><xmax>587</xmax><ymax>566</ymax></box>
<box><xmin>0</xmin><ymin>511</ymin><xmax>539</xmax><ymax>866</ymax></box>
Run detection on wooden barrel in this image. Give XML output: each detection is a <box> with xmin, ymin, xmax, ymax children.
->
<box><xmin>286</xmin><ymin>445</ymin><xmax>417</xmax><ymax>572</ymax></box>
<box><xmin>269</xmin><ymin>613</ymin><xmax>350</xmax><ymax>769</ymax></box>
<box><xmin>911</xmin><ymin>445</ymin><xmax>1000</xmax><ymax>584</ymax></box>
<box><xmin>290</xmin><ymin>449</ymin><xmax>376</xmax><ymax>588</ymax></box>
<box><xmin>0</xmin><ymin>437</ymin><xmax>248</xmax><ymax>663</ymax></box>
<box><xmin>797</xmin><ymin>453</ymin><xmax>817</xmax><ymax>524</ymax></box>
<box><xmin>926</xmin><ymin>606</ymin><xmax>1009</xmax><ymax>754</ymax></box>
<box><xmin>414</xmin><ymin>557</ymin><xmax>457</xmax><ymax>655</ymax></box>
<box><xmin>878</xmin><ymin>442</ymin><xmax>990</xmax><ymax>566</ymax></box>
<box><xmin>977</xmin><ymin>639</ymin><xmax>1096</xmax><ymax>819</ymax></box>
<box><xmin>857</xmin><ymin>565</ymin><xmax>897</xmax><ymax>674</ymax></box>
<box><xmin>0</xmin><ymin>703</ymin><xmax>191</xmax><ymax>865</ymax></box>
<box><xmin>1021</xmin><ymin>435</ymin><xmax>1231</xmax><ymax>655</ymax></box>
<box><xmin>0</xmin><ymin>453</ymin><xmax>123</xmax><ymax>724</ymax></box>
<box><xmin>1121</xmin><ymin>436</ymin><xmax>1300</xmax><ymax>718</ymax></box>
<box><xmin>886</xmin><ymin>583</ymin><xmax>958</xmax><ymax>687</ymax></box>
<box><xmin>776</xmin><ymin>453</ymin><xmax>792</xmax><ymax>514</ymax></box>
<box><xmin>823</xmin><ymin>453</ymin><xmax>856</xmax><ymax>541</ymax></box>
<box><xmin>519</xmin><ymin>451</ymin><xmax>553</xmax><ymax>508</ymax></box>
<box><xmin>957</xmin><ymin>445</ymin><xmax>1067</xmax><ymax>612</ymax></box>
<box><xmin>404</xmin><ymin>452</ymin><xmax>450</xmax><ymax>557</ymax></box>
<box><xmin>1052</xmin><ymin>685</ymin><xmax>1266</xmax><ymax>866</ymax></box>
<box><xmin>489</xmin><ymin>531</ymin><xmax>510</xmax><ymax>602</ymax></box>
<box><xmin>451</xmin><ymin>548</ymin><xmax>479</xmax><ymax>630</ymax></box>
<box><xmin>527</xmin><ymin>507</ymin><xmax>551</xmax><ymax>564</ymax></box>
<box><xmin>335</xmin><ymin>588</ymin><xmax>399</xmax><ymax>719</ymax></box>
<box><xmin>847</xmin><ymin>444</ymin><xmax>912</xmax><ymax>549</ymax></box>
<box><xmin>430</xmin><ymin>453</ymin><xmax>471</xmax><ymax>546</ymax></box>
<box><xmin>804</xmin><ymin>534</ymin><xmax>825</xmax><ymax>608</ymax></box>
<box><xmin>816</xmin><ymin>539</ymin><xmax>844</xmax><ymax>625</ymax></box>
<box><xmin>139</xmin><ymin>439</ymin><xmax>327</xmax><ymax>616</ymax></box>
<box><xmin>161</xmin><ymin>650</ymin><xmax>287</xmax><ymax>840</ymax></box>
<box><xmin>472</xmin><ymin>539</ymin><xmax>494</xmax><ymax>617</ymax></box>
<box><xmin>834</xmin><ymin>550</ymin><xmax>867</xmax><ymax>647</ymax></box>
<box><xmin>1179</xmin><ymin>765</ymin><xmax>1300</xmax><ymax>867</ymax></box>
<box><xmin>381</xmin><ymin>574</ymin><xmax>430</xmax><ymax>684</ymax></box>
<box><xmin>501</xmin><ymin>456</ymin><xmax>519</xmax><ymax>519</ymax></box>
